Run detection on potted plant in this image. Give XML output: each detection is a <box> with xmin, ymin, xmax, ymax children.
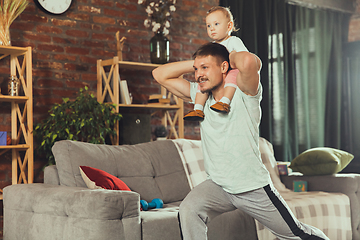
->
<box><xmin>154</xmin><ymin>125</ymin><xmax>168</xmax><ymax>140</ymax></box>
<box><xmin>34</xmin><ymin>87</ymin><xmax>122</xmax><ymax>165</ymax></box>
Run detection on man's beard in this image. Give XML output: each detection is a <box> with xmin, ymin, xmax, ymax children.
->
<box><xmin>198</xmin><ymin>77</ymin><xmax>222</xmax><ymax>94</ymax></box>
<box><xmin>200</xmin><ymin>88</ymin><xmax>211</xmax><ymax>94</ymax></box>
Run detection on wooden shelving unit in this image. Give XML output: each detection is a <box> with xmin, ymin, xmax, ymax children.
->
<box><xmin>97</xmin><ymin>56</ymin><xmax>184</xmax><ymax>145</ymax></box>
<box><xmin>0</xmin><ymin>46</ymin><xmax>33</xmax><ymax>198</ymax></box>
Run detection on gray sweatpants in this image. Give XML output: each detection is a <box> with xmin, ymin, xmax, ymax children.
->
<box><xmin>178</xmin><ymin>179</ymin><xmax>329</xmax><ymax>240</ymax></box>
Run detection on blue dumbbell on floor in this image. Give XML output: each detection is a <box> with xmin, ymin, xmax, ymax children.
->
<box><xmin>140</xmin><ymin>198</ymin><xmax>163</xmax><ymax>211</ymax></box>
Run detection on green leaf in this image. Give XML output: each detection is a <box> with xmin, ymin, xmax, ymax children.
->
<box><xmin>33</xmin><ymin>87</ymin><xmax>123</xmax><ymax>166</ymax></box>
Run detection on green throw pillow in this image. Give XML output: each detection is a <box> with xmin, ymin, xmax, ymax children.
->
<box><xmin>289</xmin><ymin>147</ymin><xmax>354</xmax><ymax>176</ymax></box>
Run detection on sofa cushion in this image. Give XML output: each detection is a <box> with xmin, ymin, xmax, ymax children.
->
<box><xmin>259</xmin><ymin>137</ymin><xmax>290</xmax><ymax>192</ymax></box>
<box><xmin>289</xmin><ymin>147</ymin><xmax>354</xmax><ymax>175</ymax></box>
<box><xmin>79</xmin><ymin>166</ymin><xmax>131</xmax><ymax>191</ymax></box>
<box><xmin>140</xmin><ymin>201</ymin><xmax>258</xmax><ymax>240</ymax></box>
<box><xmin>52</xmin><ymin>140</ymin><xmax>191</xmax><ymax>203</ymax></box>
<box><xmin>141</xmin><ymin>202</ymin><xmax>183</xmax><ymax>240</ymax></box>
<box><xmin>173</xmin><ymin>139</ymin><xmax>206</xmax><ymax>188</ymax></box>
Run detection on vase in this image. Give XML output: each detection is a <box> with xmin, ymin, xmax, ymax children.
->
<box><xmin>7</xmin><ymin>76</ymin><xmax>19</xmax><ymax>96</ymax></box>
<box><xmin>150</xmin><ymin>31</ymin><xmax>169</xmax><ymax>64</ymax></box>
<box><xmin>0</xmin><ymin>27</ymin><xmax>11</xmax><ymax>46</ymax></box>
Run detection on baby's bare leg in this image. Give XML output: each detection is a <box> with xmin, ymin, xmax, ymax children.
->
<box><xmin>194</xmin><ymin>91</ymin><xmax>209</xmax><ymax>111</ymax></box>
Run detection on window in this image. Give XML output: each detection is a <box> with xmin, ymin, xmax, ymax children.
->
<box><xmin>268</xmin><ymin>27</ymin><xmax>317</xmax><ymax>147</ymax></box>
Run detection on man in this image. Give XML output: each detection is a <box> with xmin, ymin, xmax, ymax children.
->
<box><xmin>152</xmin><ymin>43</ymin><xmax>329</xmax><ymax>240</ymax></box>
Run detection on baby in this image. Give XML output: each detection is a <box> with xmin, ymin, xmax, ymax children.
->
<box><xmin>184</xmin><ymin>6</ymin><xmax>248</xmax><ymax>121</ymax></box>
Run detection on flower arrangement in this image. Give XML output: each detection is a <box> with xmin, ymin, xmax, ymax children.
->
<box><xmin>138</xmin><ymin>0</ymin><xmax>176</xmax><ymax>36</ymax></box>
<box><xmin>0</xmin><ymin>0</ymin><xmax>28</xmax><ymax>46</ymax></box>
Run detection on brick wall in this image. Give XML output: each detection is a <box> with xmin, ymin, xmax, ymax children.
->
<box><xmin>0</xmin><ymin>0</ymin><xmax>219</xmax><ymax>185</ymax></box>
<box><xmin>349</xmin><ymin>0</ymin><xmax>360</xmax><ymax>41</ymax></box>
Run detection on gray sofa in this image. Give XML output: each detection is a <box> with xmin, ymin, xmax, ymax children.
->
<box><xmin>3</xmin><ymin>139</ymin><xmax>360</xmax><ymax>240</ymax></box>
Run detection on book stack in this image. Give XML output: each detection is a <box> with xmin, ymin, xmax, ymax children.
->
<box><xmin>148</xmin><ymin>94</ymin><xmax>170</xmax><ymax>105</ymax></box>
<box><xmin>120</xmin><ymin>80</ymin><xmax>131</xmax><ymax>104</ymax></box>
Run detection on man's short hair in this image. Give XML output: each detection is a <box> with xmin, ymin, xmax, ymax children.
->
<box><xmin>192</xmin><ymin>43</ymin><xmax>230</xmax><ymax>67</ymax></box>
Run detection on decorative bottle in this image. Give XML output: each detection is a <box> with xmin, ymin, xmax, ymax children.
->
<box><xmin>150</xmin><ymin>31</ymin><xmax>169</xmax><ymax>64</ymax></box>
<box><xmin>8</xmin><ymin>75</ymin><xmax>19</xmax><ymax>96</ymax></box>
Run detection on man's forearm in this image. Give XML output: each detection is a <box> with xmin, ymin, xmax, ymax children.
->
<box><xmin>229</xmin><ymin>51</ymin><xmax>262</xmax><ymax>96</ymax></box>
<box><xmin>152</xmin><ymin>60</ymin><xmax>194</xmax><ymax>84</ymax></box>
<box><xmin>152</xmin><ymin>60</ymin><xmax>194</xmax><ymax>101</ymax></box>
<box><xmin>229</xmin><ymin>51</ymin><xmax>261</xmax><ymax>73</ymax></box>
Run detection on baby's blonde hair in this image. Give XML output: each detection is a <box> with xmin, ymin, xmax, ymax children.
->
<box><xmin>207</xmin><ymin>6</ymin><xmax>238</xmax><ymax>33</ymax></box>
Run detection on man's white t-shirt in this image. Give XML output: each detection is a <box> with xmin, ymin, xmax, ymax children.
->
<box><xmin>190</xmin><ymin>83</ymin><xmax>272</xmax><ymax>194</ymax></box>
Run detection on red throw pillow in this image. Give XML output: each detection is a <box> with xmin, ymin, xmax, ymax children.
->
<box><xmin>79</xmin><ymin>166</ymin><xmax>131</xmax><ymax>191</ymax></box>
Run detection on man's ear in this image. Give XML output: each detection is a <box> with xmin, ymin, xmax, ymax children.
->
<box><xmin>221</xmin><ymin>61</ymin><xmax>230</xmax><ymax>73</ymax></box>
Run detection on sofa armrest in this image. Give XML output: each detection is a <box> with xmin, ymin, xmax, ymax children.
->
<box><xmin>281</xmin><ymin>173</ymin><xmax>360</xmax><ymax>240</ymax></box>
<box><xmin>3</xmin><ymin>183</ymin><xmax>141</xmax><ymax>240</ymax></box>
